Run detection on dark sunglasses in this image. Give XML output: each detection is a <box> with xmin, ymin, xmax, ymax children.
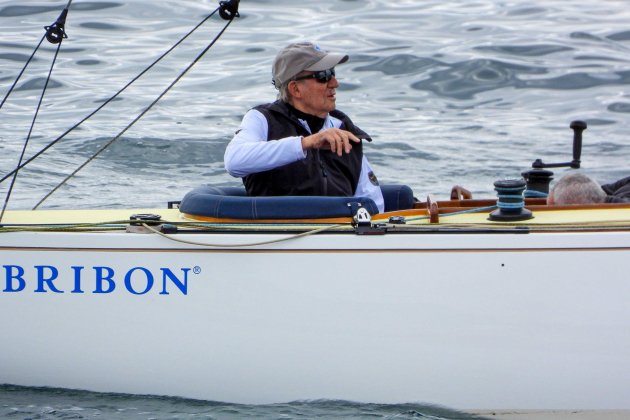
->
<box><xmin>292</xmin><ymin>68</ymin><xmax>336</xmax><ymax>84</ymax></box>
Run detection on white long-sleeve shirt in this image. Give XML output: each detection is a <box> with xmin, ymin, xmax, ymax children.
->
<box><xmin>224</xmin><ymin>108</ymin><xmax>384</xmax><ymax>213</ymax></box>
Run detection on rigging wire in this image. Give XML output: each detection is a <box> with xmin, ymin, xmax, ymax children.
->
<box><xmin>32</xmin><ymin>11</ymin><xmax>239</xmax><ymax>209</ymax></box>
<box><xmin>0</xmin><ymin>7</ymin><xmax>221</xmax><ymax>186</ymax></box>
<box><xmin>0</xmin><ymin>36</ymin><xmax>46</xmax><ymax>111</ymax></box>
<box><xmin>0</xmin><ymin>2</ymin><xmax>70</xmax><ymax>223</ymax></box>
<box><xmin>0</xmin><ymin>0</ymin><xmax>71</xmax><ymax>110</ymax></box>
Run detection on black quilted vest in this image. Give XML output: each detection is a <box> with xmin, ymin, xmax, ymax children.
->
<box><xmin>243</xmin><ymin>100</ymin><xmax>370</xmax><ymax>197</ymax></box>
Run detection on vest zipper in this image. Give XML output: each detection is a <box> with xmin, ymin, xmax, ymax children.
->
<box><xmin>316</xmin><ymin>150</ymin><xmax>328</xmax><ymax>195</ymax></box>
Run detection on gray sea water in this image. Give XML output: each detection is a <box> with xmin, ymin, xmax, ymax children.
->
<box><xmin>1</xmin><ymin>0</ymin><xmax>629</xmax><ymax>417</ymax></box>
<box><xmin>2</xmin><ymin>0</ymin><xmax>630</xmax><ymax>211</ymax></box>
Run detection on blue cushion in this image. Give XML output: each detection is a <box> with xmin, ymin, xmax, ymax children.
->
<box><xmin>179</xmin><ymin>186</ymin><xmax>379</xmax><ymax>219</ymax></box>
<box><xmin>381</xmin><ymin>184</ymin><xmax>415</xmax><ymax>211</ymax></box>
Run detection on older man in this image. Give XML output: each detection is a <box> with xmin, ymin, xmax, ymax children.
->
<box><xmin>224</xmin><ymin>42</ymin><xmax>384</xmax><ymax>213</ymax></box>
<box><xmin>547</xmin><ymin>172</ymin><xmax>630</xmax><ymax>204</ymax></box>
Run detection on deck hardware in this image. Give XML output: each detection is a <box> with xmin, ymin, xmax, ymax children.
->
<box><xmin>388</xmin><ymin>216</ymin><xmax>406</xmax><ymax>224</ymax></box>
<box><xmin>352</xmin><ymin>207</ymin><xmax>387</xmax><ymax>235</ymax></box>
<box><xmin>353</xmin><ymin>207</ymin><xmax>372</xmax><ymax>226</ymax></box>
<box><xmin>522</xmin><ymin>168</ymin><xmax>554</xmax><ymax>198</ymax></box>
<box><xmin>160</xmin><ymin>224</ymin><xmax>178</xmax><ymax>234</ymax></box>
<box><xmin>522</xmin><ymin>120</ymin><xmax>586</xmax><ymax>197</ymax></box>
<box><xmin>44</xmin><ymin>6</ymin><xmax>69</xmax><ymax>44</ymax></box>
<box><xmin>219</xmin><ymin>0</ymin><xmax>240</xmax><ymax>20</ymax></box>
<box><xmin>129</xmin><ymin>214</ymin><xmax>162</xmax><ymax>226</ymax></box>
<box><xmin>127</xmin><ymin>213</ymin><xmax>163</xmax><ymax>233</ymax></box>
<box><xmin>488</xmin><ymin>179</ymin><xmax>533</xmax><ymax>222</ymax></box>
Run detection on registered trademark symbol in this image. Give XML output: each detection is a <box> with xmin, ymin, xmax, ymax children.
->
<box><xmin>193</xmin><ymin>266</ymin><xmax>201</xmax><ymax>274</ymax></box>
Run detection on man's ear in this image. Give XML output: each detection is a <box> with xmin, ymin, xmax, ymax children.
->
<box><xmin>288</xmin><ymin>80</ymin><xmax>302</xmax><ymax>99</ymax></box>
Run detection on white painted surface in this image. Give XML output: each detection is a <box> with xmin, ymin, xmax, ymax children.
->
<box><xmin>1</xmin><ymin>230</ymin><xmax>629</xmax><ymax>409</ymax></box>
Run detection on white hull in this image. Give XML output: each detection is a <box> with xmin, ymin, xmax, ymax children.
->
<box><xmin>2</xmin><ymin>226</ymin><xmax>630</xmax><ymax>409</ymax></box>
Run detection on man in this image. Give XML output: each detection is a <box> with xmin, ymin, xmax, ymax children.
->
<box><xmin>601</xmin><ymin>175</ymin><xmax>630</xmax><ymax>203</ymax></box>
<box><xmin>547</xmin><ymin>172</ymin><xmax>630</xmax><ymax>204</ymax></box>
<box><xmin>224</xmin><ymin>42</ymin><xmax>384</xmax><ymax>213</ymax></box>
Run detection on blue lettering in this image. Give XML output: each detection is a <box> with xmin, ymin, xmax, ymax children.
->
<box><xmin>3</xmin><ymin>265</ymin><xmax>26</xmax><ymax>292</ymax></box>
<box><xmin>160</xmin><ymin>268</ymin><xmax>189</xmax><ymax>295</ymax></box>
<box><xmin>124</xmin><ymin>267</ymin><xmax>153</xmax><ymax>295</ymax></box>
<box><xmin>2</xmin><ymin>264</ymin><xmax>192</xmax><ymax>295</ymax></box>
<box><xmin>34</xmin><ymin>265</ymin><xmax>63</xmax><ymax>293</ymax></box>
<box><xmin>94</xmin><ymin>266</ymin><xmax>116</xmax><ymax>293</ymax></box>
<box><xmin>71</xmin><ymin>266</ymin><xmax>85</xmax><ymax>293</ymax></box>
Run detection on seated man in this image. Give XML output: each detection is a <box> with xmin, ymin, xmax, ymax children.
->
<box><xmin>224</xmin><ymin>42</ymin><xmax>384</xmax><ymax>213</ymax></box>
<box><xmin>601</xmin><ymin>175</ymin><xmax>630</xmax><ymax>203</ymax></box>
<box><xmin>547</xmin><ymin>172</ymin><xmax>630</xmax><ymax>204</ymax></box>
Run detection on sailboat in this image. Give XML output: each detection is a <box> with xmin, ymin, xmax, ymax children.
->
<box><xmin>1</xmin><ymin>0</ymin><xmax>629</xmax><ymax>410</ymax></box>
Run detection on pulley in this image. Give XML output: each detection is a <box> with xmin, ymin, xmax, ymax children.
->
<box><xmin>44</xmin><ymin>8</ymin><xmax>69</xmax><ymax>44</ymax></box>
<box><xmin>219</xmin><ymin>0</ymin><xmax>240</xmax><ymax>20</ymax></box>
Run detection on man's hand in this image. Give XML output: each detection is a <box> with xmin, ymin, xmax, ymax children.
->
<box><xmin>301</xmin><ymin>128</ymin><xmax>361</xmax><ymax>156</ymax></box>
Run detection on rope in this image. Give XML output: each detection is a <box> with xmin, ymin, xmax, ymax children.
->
<box><xmin>524</xmin><ymin>189</ymin><xmax>549</xmax><ymax>198</ymax></box>
<box><xmin>0</xmin><ymin>8</ymin><xmax>221</xmax><ymax>187</ymax></box>
<box><xmin>140</xmin><ymin>222</ymin><xmax>344</xmax><ymax>248</ymax></box>
<box><xmin>0</xmin><ymin>36</ymin><xmax>46</xmax><ymax>111</ymax></box>
<box><xmin>405</xmin><ymin>205</ymin><xmax>498</xmax><ymax>222</ymax></box>
<box><xmin>0</xmin><ymin>40</ymin><xmax>64</xmax><ymax>223</ymax></box>
<box><xmin>32</xmin><ymin>12</ymin><xmax>236</xmax><ymax>209</ymax></box>
<box><xmin>0</xmin><ymin>0</ymin><xmax>71</xmax><ymax>111</ymax></box>
<box><xmin>2</xmin><ymin>218</ymin><xmax>629</xmax><ymax>236</ymax></box>
<box><xmin>495</xmin><ymin>181</ymin><xmax>527</xmax><ymax>211</ymax></box>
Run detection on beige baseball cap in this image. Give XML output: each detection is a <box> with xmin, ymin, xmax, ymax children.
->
<box><xmin>272</xmin><ymin>42</ymin><xmax>349</xmax><ymax>88</ymax></box>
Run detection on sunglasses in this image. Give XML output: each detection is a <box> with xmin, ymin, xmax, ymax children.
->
<box><xmin>292</xmin><ymin>68</ymin><xmax>336</xmax><ymax>84</ymax></box>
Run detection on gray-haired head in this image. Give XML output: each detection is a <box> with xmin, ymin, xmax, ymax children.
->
<box><xmin>548</xmin><ymin>172</ymin><xmax>606</xmax><ymax>205</ymax></box>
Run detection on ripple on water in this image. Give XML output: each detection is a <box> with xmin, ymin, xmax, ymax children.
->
<box><xmin>607</xmin><ymin>102</ymin><xmax>630</xmax><ymax>113</ymax></box>
<box><xmin>354</xmin><ymin>54</ymin><xmax>443</xmax><ymax>75</ymax></box>
<box><xmin>0</xmin><ymin>2</ymin><xmax>122</xmax><ymax>17</ymax></box>
<box><xmin>606</xmin><ymin>30</ymin><xmax>630</xmax><ymax>41</ymax></box>
<box><xmin>1</xmin><ymin>0</ymin><xmax>629</xmax><ymax>210</ymax></box>
<box><xmin>0</xmin><ymin>52</ymin><xmax>38</xmax><ymax>62</ymax></box>
<box><xmin>474</xmin><ymin>44</ymin><xmax>573</xmax><ymax>57</ymax></box>
<box><xmin>15</xmin><ymin>77</ymin><xmax>63</xmax><ymax>91</ymax></box>
<box><xmin>410</xmin><ymin>58</ymin><xmax>545</xmax><ymax>100</ymax></box>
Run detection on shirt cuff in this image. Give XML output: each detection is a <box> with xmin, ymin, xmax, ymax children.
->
<box><xmin>293</xmin><ymin>136</ymin><xmax>307</xmax><ymax>159</ymax></box>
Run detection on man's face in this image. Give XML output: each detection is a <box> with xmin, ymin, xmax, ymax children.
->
<box><xmin>291</xmin><ymin>69</ymin><xmax>339</xmax><ymax>118</ymax></box>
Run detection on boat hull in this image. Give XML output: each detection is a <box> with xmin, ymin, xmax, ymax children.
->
<box><xmin>2</xmin><ymin>229</ymin><xmax>629</xmax><ymax>409</ymax></box>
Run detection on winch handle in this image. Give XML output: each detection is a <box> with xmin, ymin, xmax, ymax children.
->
<box><xmin>569</xmin><ymin>120</ymin><xmax>586</xmax><ymax>169</ymax></box>
<box><xmin>531</xmin><ymin>120</ymin><xmax>586</xmax><ymax>169</ymax></box>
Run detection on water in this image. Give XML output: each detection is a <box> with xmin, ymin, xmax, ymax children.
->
<box><xmin>0</xmin><ymin>0</ymin><xmax>629</xmax><ymax>416</ymax></box>
<box><xmin>0</xmin><ymin>385</ymin><xmax>488</xmax><ymax>420</ymax></box>
<box><xmin>2</xmin><ymin>0</ymin><xmax>630</xmax><ymax>211</ymax></box>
